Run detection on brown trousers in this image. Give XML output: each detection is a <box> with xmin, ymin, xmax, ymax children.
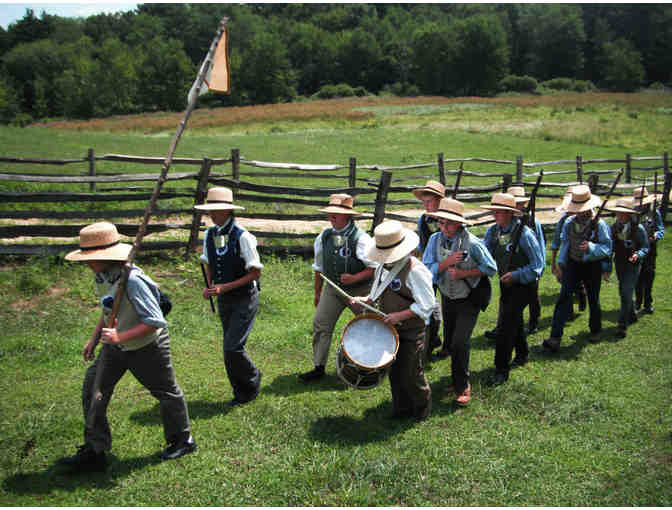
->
<box><xmin>389</xmin><ymin>326</ymin><xmax>432</xmax><ymax>419</ymax></box>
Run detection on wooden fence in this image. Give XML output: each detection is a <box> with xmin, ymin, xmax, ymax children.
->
<box><xmin>1</xmin><ymin>149</ymin><xmax>671</xmax><ymax>257</ymax></box>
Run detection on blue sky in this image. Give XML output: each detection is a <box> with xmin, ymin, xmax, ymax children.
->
<box><xmin>0</xmin><ymin>3</ymin><xmax>140</xmax><ymax>29</ymax></box>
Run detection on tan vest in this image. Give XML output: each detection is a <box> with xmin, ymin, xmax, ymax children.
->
<box><xmin>99</xmin><ymin>274</ymin><xmax>161</xmax><ymax>352</ymax></box>
<box><xmin>378</xmin><ymin>259</ymin><xmax>426</xmax><ymax>331</ymax></box>
<box><xmin>436</xmin><ymin>228</ymin><xmax>480</xmax><ymax>300</ymax></box>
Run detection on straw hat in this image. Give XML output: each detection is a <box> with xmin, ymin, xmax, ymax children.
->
<box><xmin>65</xmin><ymin>222</ymin><xmax>132</xmax><ymax>262</ymax></box>
<box><xmin>427</xmin><ymin>198</ymin><xmax>473</xmax><ymax>225</ymax></box>
<box><xmin>606</xmin><ymin>197</ymin><xmax>638</xmax><ymax>214</ymax></box>
<box><xmin>480</xmin><ymin>193</ymin><xmax>523</xmax><ymax>216</ymax></box>
<box><xmin>366</xmin><ymin>220</ymin><xmax>419</xmax><ymax>264</ymax></box>
<box><xmin>319</xmin><ymin>193</ymin><xmax>361</xmax><ymax>215</ymax></box>
<box><xmin>555</xmin><ymin>192</ymin><xmax>573</xmax><ymax>213</ymax></box>
<box><xmin>194</xmin><ymin>187</ymin><xmax>245</xmax><ymax>211</ymax></box>
<box><xmin>506</xmin><ymin>186</ymin><xmax>530</xmax><ymax>204</ymax></box>
<box><xmin>632</xmin><ymin>186</ymin><xmax>660</xmax><ymax>206</ymax></box>
<box><xmin>565</xmin><ymin>185</ymin><xmax>601</xmax><ymax>213</ymax></box>
<box><xmin>412</xmin><ymin>180</ymin><xmax>446</xmax><ymax>200</ymax></box>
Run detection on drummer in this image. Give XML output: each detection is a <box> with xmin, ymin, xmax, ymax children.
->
<box><xmin>299</xmin><ymin>194</ymin><xmax>377</xmax><ymax>382</ymax></box>
<box><xmin>353</xmin><ymin>220</ymin><xmax>435</xmax><ymax>421</ymax></box>
<box><xmin>422</xmin><ymin>198</ymin><xmax>496</xmax><ymax>405</ymax></box>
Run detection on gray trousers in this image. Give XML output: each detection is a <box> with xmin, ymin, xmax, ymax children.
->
<box><xmin>82</xmin><ymin>329</ymin><xmax>191</xmax><ymax>453</ymax></box>
<box><xmin>312</xmin><ymin>281</ymin><xmax>371</xmax><ymax>367</ymax></box>
<box><xmin>218</xmin><ymin>288</ymin><xmax>262</xmax><ymax>402</ymax></box>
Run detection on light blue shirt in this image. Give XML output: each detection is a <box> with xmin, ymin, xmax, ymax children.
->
<box><xmin>422</xmin><ymin>228</ymin><xmax>497</xmax><ymax>285</ymax></box>
<box><xmin>484</xmin><ymin>219</ymin><xmax>544</xmax><ymax>285</ymax></box>
<box><xmin>558</xmin><ymin>216</ymin><xmax>613</xmax><ymax>266</ymax></box>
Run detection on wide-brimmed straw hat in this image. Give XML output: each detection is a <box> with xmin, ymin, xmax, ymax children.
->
<box><xmin>480</xmin><ymin>193</ymin><xmax>523</xmax><ymax>216</ymax></box>
<box><xmin>632</xmin><ymin>186</ymin><xmax>661</xmax><ymax>206</ymax></box>
<box><xmin>606</xmin><ymin>197</ymin><xmax>638</xmax><ymax>214</ymax></box>
<box><xmin>194</xmin><ymin>187</ymin><xmax>245</xmax><ymax>211</ymax></box>
<box><xmin>319</xmin><ymin>193</ymin><xmax>361</xmax><ymax>215</ymax></box>
<box><xmin>555</xmin><ymin>192</ymin><xmax>573</xmax><ymax>213</ymax></box>
<box><xmin>565</xmin><ymin>185</ymin><xmax>601</xmax><ymax>213</ymax></box>
<box><xmin>412</xmin><ymin>180</ymin><xmax>446</xmax><ymax>200</ymax></box>
<box><xmin>65</xmin><ymin>222</ymin><xmax>132</xmax><ymax>262</ymax></box>
<box><xmin>506</xmin><ymin>186</ymin><xmax>530</xmax><ymax>204</ymax></box>
<box><xmin>366</xmin><ymin>220</ymin><xmax>419</xmax><ymax>264</ymax></box>
<box><xmin>427</xmin><ymin>198</ymin><xmax>473</xmax><ymax>225</ymax></box>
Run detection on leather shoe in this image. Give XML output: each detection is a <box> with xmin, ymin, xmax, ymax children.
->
<box><xmin>299</xmin><ymin>365</ymin><xmax>325</xmax><ymax>381</ymax></box>
<box><xmin>527</xmin><ymin>324</ymin><xmax>538</xmax><ymax>335</ymax></box>
<box><xmin>456</xmin><ymin>385</ymin><xmax>471</xmax><ymax>406</ymax></box>
<box><xmin>589</xmin><ymin>332</ymin><xmax>601</xmax><ymax>343</ymax></box>
<box><xmin>615</xmin><ymin>327</ymin><xmax>627</xmax><ymax>339</ymax></box>
<box><xmin>58</xmin><ymin>444</ymin><xmax>107</xmax><ymax>473</ymax></box>
<box><xmin>511</xmin><ymin>355</ymin><xmax>528</xmax><ymax>368</ymax></box>
<box><xmin>643</xmin><ymin>306</ymin><xmax>654</xmax><ymax>315</ymax></box>
<box><xmin>542</xmin><ymin>337</ymin><xmax>561</xmax><ymax>353</ymax></box>
<box><xmin>484</xmin><ymin>328</ymin><xmax>499</xmax><ymax>340</ymax></box>
<box><xmin>160</xmin><ymin>436</ymin><xmax>197</xmax><ymax>460</ymax></box>
<box><xmin>490</xmin><ymin>372</ymin><xmax>509</xmax><ymax>386</ymax></box>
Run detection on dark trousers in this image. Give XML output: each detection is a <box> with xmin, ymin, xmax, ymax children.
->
<box><xmin>83</xmin><ymin>330</ymin><xmax>191</xmax><ymax>453</ymax></box>
<box><xmin>615</xmin><ymin>260</ymin><xmax>641</xmax><ymax>328</ymax></box>
<box><xmin>528</xmin><ymin>280</ymin><xmax>541</xmax><ymax>327</ymax></box>
<box><xmin>636</xmin><ymin>244</ymin><xmax>656</xmax><ymax>309</ymax></box>
<box><xmin>389</xmin><ymin>327</ymin><xmax>431</xmax><ymax>419</ymax></box>
<box><xmin>551</xmin><ymin>259</ymin><xmax>603</xmax><ymax>339</ymax></box>
<box><xmin>441</xmin><ymin>295</ymin><xmax>480</xmax><ymax>393</ymax></box>
<box><xmin>218</xmin><ymin>288</ymin><xmax>262</xmax><ymax>402</ymax></box>
<box><xmin>495</xmin><ymin>283</ymin><xmax>533</xmax><ymax>374</ymax></box>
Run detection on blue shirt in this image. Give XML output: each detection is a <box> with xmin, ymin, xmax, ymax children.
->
<box><xmin>532</xmin><ymin>217</ymin><xmax>546</xmax><ymax>273</ymax></box>
<box><xmin>558</xmin><ymin>216</ymin><xmax>613</xmax><ymax>266</ymax></box>
<box><xmin>422</xmin><ymin>228</ymin><xmax>497</xmax><ymax>285</ymax></box>
<box><xmin>550</xmin><ymin>213</ymin><xmax>569</xmax><ymax>251</ymax></box>
<box><xmin>483</xmin><ymin>219</ymin><xmax>544</xmax><ymax>284</ymax></box>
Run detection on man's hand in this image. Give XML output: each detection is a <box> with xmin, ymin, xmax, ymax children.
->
<box><xmin>628</xmin><ymin>253</ymin><xmax>639</xmax><ymax>263</ymax></box>
<box><xmin>82</xmin><ymin>339</ymin><xmax>96</xmax><ymax>362</ymax></box>
<box><xmin>100</xmin><ymin>319</ymin><xmax>121</xmax><ymax>345</ymax></box>
<box><xmin>445</xmin><ymin>251</ymin><xmax>465</xmax><ymax>266</ymax></box>
<box><xmin>447</xmin><ymin>267</ymin><xmax>465</xmax><ymax>281</ymax></box>
<box><xmin>552</xmin><ymin>265</ymin><xmax>562</xmax><ymax>283</ymax></box>
<box><xmin>340</xmin><ymin>273</ymin><xmax>357</xmax><ymax>286</ymax></box>
<box><xmin>500</xmin><ymin>272</ymin><xmax>514</xmax><ymax>284</ymax></box>
<box><xmin>578</xmin><ymin>240</ymin><xmax>589</xmax><ymax>252</ymax></box>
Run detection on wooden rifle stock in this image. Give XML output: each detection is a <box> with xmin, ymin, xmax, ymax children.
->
<box><xmin>452</xmin><ymin>164</ymin><xmax>464</xmax><ymax>199</ymax></box>
<box><xmin>584</xmin><ymin>169</ymin><xmax>623</xmax><ymax>242</ymax></box>
<box><xmin>503</xmin><ymin>171</ymin><xmax>543</xmax><ymax>274</ymax></box>
<box><xmin>201</xmin><ymin>263</ymin><xmax>216</xmax><ymax>313</ymax></box>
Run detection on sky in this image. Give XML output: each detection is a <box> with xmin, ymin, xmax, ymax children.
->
<box><xmin>0</xmin><ymin>2</ymin><xmax>141</xmax><ymax>29</ymax></box>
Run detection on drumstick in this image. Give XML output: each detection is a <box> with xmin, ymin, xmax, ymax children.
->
<box><xmin>319</xmin><ymin>273</ymin><xmax>389</xmax><ymax>318</ymax></box>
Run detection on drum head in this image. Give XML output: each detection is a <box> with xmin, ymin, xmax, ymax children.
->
<box><xmin>341</xmin><ymin>314</ymin><xmax>399</xmax><ymax>369</ymax></box>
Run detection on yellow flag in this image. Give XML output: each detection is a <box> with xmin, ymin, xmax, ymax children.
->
<box><xmin>207</xmin><ymin>28</ymin><xmax>230</xmax><ymax>94</ymax></box>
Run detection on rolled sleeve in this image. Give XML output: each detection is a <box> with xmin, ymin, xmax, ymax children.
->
<box><xmin>635</xmin><ymin>225</ymin><xmax>649</xmax><ymax>260</ymax></box>
<box><xmin>584</xmin><ymin>220</ymin><xmax>612</xmax><ymax>262</ymax></box>
<box><xmin>469</xmin><ymin>237</ymin><xmax>497</xmax><ymax>277</ymax></box>
<box><xmin>421</xmin><ymin>233</ymin><xmax>442</xmax><ymax>284</ymax></box>
<box><xmin>239</xmin><ymin>230</ymin><xmax>263</xmax><ymax>271</ymax></box>
<box><xmin>356</xmin><ymin>232</ymin><xmax>378</xmax><ymax>269</ymax></box>
<box><xmin>406</xmin><ymin>263</ymin><xmax>436</xmax><ymax>324</ymax></box>
<box><xmin>311</xmin><ymin>231</ymin><xmax>325</xmax><ymax>272</ymax></box>
<box><xmin>126</xmin><ymin>274</ymin><xmax>166</xmax><ymax>329</ymax></box>
<box><xmin>511</xmin><ymin>229</ymin><xmax>543</xmax><ymax>285</ymax></box>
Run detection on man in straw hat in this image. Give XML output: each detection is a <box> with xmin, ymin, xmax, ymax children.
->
<box><xmin>299</xmin><ymin>193</ymin><xmax>377</xmax><ymax>382</ymax></box>
<box><xmin>482</xmin><ymin>193</ymin><xmax>544</xmax><ymax>384</ymax></box>
<box><xmin>485</xmin><ymin>186</ymin><xmax>546</xmax><ymax>339</ymax></box>
<box><xmin>422</xmin><ymin>198</ymin><xmax>496</xmax><ymax>405</ymax></box>
<box><xmin>606</xmin><ymin>197</ymin><xmax>649</xmax><ymax>338</ymax></box>
<box><xmin>543</xmin><ymin>185</ymin><xmax>612</xmax><ymax>352</ymax></box>
<box><xmin>413</xmin><ymin>180</ymin><xmax>446</xmax><ymax>361</ymax></box>
<box><xmin>196</xmin><ymin>187</ymin><xmax>263</xmax><ymax>406</ymax></box>
<box><xmin>353</xmin><ymin>220</ymin><xmax>435</xmax><ymax>420</ymax></box>
<box><xmin>632</xmin><ymin>186</ymin><xmax>665</xmax><ymax>314</ymax></box>
<box><xmin>59</xmin><ymin>222</ymin><xmax>196</xmax><ymax>473</ymax></box>
<box><xmin>550</xmin><ymin>188</ymin><xmax>588</xmax><ymax>318</ymax></box>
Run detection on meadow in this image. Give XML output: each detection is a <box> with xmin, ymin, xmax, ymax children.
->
<box><xmin>1</xmin><ymin>92</ymin><xmax>672</xmax><ymax>506</ymax></box>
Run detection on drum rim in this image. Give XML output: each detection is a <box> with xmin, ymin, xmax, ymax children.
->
<box><xmin>340</xmin><ymin>313</ymin><xmax>399</xmax><ymax>369</ymax></box>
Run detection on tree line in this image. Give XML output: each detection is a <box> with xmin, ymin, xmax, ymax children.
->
<box><xmin>1</xmin><ymin>3</ymin><xmax>671</xmax><ymax>124</ymax></box>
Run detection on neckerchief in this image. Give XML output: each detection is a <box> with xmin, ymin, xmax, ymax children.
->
<box><xmin>370</xmin><ymin>255</ymin><xmax>409</xmax><ymax>302</ymax></box>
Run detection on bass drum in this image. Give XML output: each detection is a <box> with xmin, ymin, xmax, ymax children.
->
<box><xmin>336</xmin><ymin>313</ymin><xmax>399</xmax><ymax>390</ymax></box>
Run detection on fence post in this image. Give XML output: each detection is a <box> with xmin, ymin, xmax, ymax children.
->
<box><xmin>349</xmin><ymin>157</ymin><xmax>357</xmax><ymax>189</ymax></box>
<box><xmin>588</xmin><ymin>174</ymin><xmax>599</xmax><ymax>194</ymax></box>
<box><xmin>516</xmin><ymin>156</ymin><xmax>523</xmax><ymax>184</ymax></box>
<box><xmin>664</xmin><ymin>151</ymin><xmax>669</xmax><ymax>178</ymax></box>
<box><xmin>662</xmin><ymin>172</ymin><xmax>672</xmax><ymax>224</ymax></box>
<box><xmin>370</xmin><ymin>170</ymin><xmax>392</xmax><ymax>235</ymax></box>
<box><xmin>88</xmin><ymin>148</ymin><xmax>95</xmax><ymax>193</ymax></box>
<box><xmin>502</xmin><ymin>174</ymin><xmax>513</xmax><ymax>192</ymax></box>
<box><xmin>437</xmin><ymin>153</ymin><xmax>446</xmax><ymax>185</ymax></box>
<box><xmin>185</xmin><ymin>157</ymin><xmax>213</xmax><ymax>260</ymax></box>
<box><xmin>231</xmin><ymin>148</ymin><xmax>240</xmax><ymax>196</ymax></box>
<box><xmin>625</xmin><ymin>153</ymin><xmax>632</xmax><ymax>184</ymax></box>
<box><xmin>576</xmin><ymin>154</ymin><xmax>583</xmax><ymax>183</ymax></box>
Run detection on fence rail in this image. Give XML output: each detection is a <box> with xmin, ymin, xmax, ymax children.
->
<box><xmin>1</xmin><ymin>148</ymin><xmax>670</xmax><ymax>257</ymax></box>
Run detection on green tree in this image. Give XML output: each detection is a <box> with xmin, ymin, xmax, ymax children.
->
<box><xmin>410</xmin><ymin>22</ymin><xmax>458</xmax><ymax>95</ymax></box>
<box><xmin>284</xmin><ymin>22</ymin><xmax>337</xmax><ymax>96</ymax></box>
<box><xmin>599</xmin><ymin>38</ymin><xmax>645</xmax><ymax>92</ymax></box>
<box><xmin>96</xmin><ymin>38</ymin><xmax>139</xmax><ymax>114</ymax></box>
<box><xmin>238</xmin><ymin>31</ymin><xmax>295</xmax><ymax>104</ymax></box>
<box><xmin>335</xmin><ymin>28</ymin><xmax>385</xmax><ymax>92</ymax></box>
<box><xmin>0</xmin><ymin>76</ymin><xmax>19</xmax><ymax>123</ymax></box>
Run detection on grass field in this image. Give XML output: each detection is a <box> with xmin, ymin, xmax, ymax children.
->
<box><xmin>1</xmin><ymin>92</ymin><xmax>672</xmax><ymax>506</ymax></box>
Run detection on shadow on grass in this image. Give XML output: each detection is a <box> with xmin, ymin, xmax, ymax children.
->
<box><xmin>129</xmin><ymin>399</ymin><xmax>235</xmax><ymax>425</ymax></box>
<box><xmin>262</xmin><ymin>373</ymin><xmax>348</xmax><ymax>396</ymax></box>
<box><xmin>2</xmin><ymin>452</ymin><xmax>162</xmax><ymax>496</ymax></box>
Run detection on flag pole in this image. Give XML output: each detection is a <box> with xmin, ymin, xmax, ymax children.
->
<box><xmin>86</xmin><ymin>18</ymin><xmax>230</xmax><ymax>427</ymax></box>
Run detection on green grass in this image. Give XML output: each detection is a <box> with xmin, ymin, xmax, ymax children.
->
<box><xmin>0</xmin><ymin>245</ymin><xmax>671</xmax><ymax>506</ymax></box>
<box><xmin>1</xmin><ymin>93</ymin><xmax>672</xmax><ymax>505</ymax></box>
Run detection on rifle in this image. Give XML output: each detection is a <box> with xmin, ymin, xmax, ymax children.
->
<box><xmin>528</xmin><ymin>169</ymin><xmax>543</xmax><ymax>230</ymax></box>
<box><xmin>503</xmin><ymin>171</ymin><xmax>544</xmax><ymax>274</ymax></box>
<box><xmin>652</xmin><ymin>172</ymin><xmax>659</xmax><ymax>221</ymax></box>
<box><xmin>583</xmin><ymin>169</ymin><xmax>623</xmax><ymax>242</ymax></box>
<box><xmin>452</xmin><ymin>163</ymin><xmax>464</xmax><ymax>199</ymax></box>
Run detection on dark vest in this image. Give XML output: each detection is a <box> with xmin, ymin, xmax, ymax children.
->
<box><xmin>488</xmin><ymin>222</ymin><xmax>530</xmax><ymax>276</ymax></box>
<box><xmin>378</xmin><ymin>259</ymin><xmax>426</xmax><ymax>332</ymax></box>
<box><xmin>418</xmin><ymin>214</ymin><xmax>440</xmax><ymax>252</ymax></box>
<box><xmin>322</xmin><ymin>222</ymin><xmax>368</xmax><ymax>288</ymax></box>
<box><xmin>611</xmin><ymin>220</ymin><xmax>641</xmax><ymax>263</ymax></box>
<box><xmin>206</xmin><ymin>221</ymin><xmax>254</xmax><ymax>298</ymax></box>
